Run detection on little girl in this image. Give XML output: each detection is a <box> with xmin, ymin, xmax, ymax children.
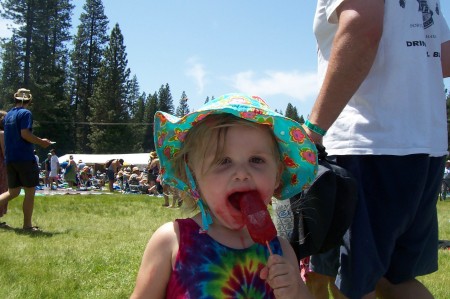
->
<box><xmin>131</xmin><ymin>94</ymin><xmax>318</xmax><ymax>298</ymax></box>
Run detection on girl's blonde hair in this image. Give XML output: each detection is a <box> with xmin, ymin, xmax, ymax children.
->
<box><xmin>171</xmin><ymin>114</ymin><xmax>282</xmax><ymax>208</ymax></box>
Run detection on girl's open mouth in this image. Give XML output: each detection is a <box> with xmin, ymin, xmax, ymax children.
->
<box><xmin>228</xmin><ymin>192</ymin><xmax>244</xmax><ymax>211</ymax></box>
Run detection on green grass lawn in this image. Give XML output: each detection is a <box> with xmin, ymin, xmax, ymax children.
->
<box><xmin>0</xmin><ymin>194</ymin><xmax>449</xmax><ymax>298</ymax></box>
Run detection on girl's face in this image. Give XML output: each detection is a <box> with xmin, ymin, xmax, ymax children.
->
<box><xmin>193</xmin><ymin>124</ymin><xmax>281</xmax><ymax>230</ymax></box>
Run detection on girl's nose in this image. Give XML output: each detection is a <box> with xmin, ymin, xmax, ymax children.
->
<box><xmin>233</xmin><ymin>165</ymin><xmax>250</xmax><ymax>181</ymax></box>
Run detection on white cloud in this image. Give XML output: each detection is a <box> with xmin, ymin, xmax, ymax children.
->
<box><xmin>185</xmin><ymin>57</ymin><xmax>207</xmax><ymax>94</ymax></box>
<box><xmin>229</xmin><ymin>70</ymin><xmax>318</xmax><ymax>102</ymax></box>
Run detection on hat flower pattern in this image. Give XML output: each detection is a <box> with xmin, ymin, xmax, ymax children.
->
<box><xmin>191</xmin><ymin>112</ymin><xmax>212</xmax><ymax>126</ymax></box>
<box><xmin>157</xmin><ymin>130</ymin><xmax>168</xmax><ymax>148</ymax></box>
<box><xmin>291</xmin><ymin>173</ymin><xmax>299</xmax><ymax>186</ymax></box>
<box><xmin>301</xmin><ymin>148</ymin><xmax>317</xmax><ymax>165</ymax></box>
<box><xmin>290</xmin><ymin>127</ymin><xmax>307</xmax><ymax>143</ymax></box>
<box><xmin>163</xmin><ymin>145</ymin><xmax>173</xmax><ymax>160</ymax></box>
<box><xmin>155</xmin><ymin>112</ymin><xmax>169</xmax><ymax>127</ymax></box>
<box><xmin>170</xmin><ymin>128</ymin><xmax>188</xmax><ymax>143</ymax></box>
<box><xmin>283</xmin><ymin>154</ymin><xmax>298</xmax><ymax>168</ymax></box>
<box><xmin>154</xmin><ymin>93</ymin><xmax>318</xmax><ymax>200</ymax></box>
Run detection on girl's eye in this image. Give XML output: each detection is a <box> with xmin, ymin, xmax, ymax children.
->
<box><xmin>250</xmin><ymin>156</ymin><xmax>265</xmax><ymax>164</ymax></box>
<box><xmin>217</xmin><ymin>157</ymin><xmax>231</xmax><ymax>165</ymax></box>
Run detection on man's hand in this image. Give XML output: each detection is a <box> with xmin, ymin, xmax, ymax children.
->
<box><xmin>303</xmin><ymin>125</ymin><xmax>323</xmax><ymax>145</ymax></box>
<box><xmin>40</xmin><ymin>138</ymin><xmax>52</xmax><ymax>148</ymax></box>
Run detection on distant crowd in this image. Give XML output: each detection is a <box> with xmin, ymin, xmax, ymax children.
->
<box><xmin>38</xmin><ymin>150</ymin><xmax>181</xmax><ymax>207</ymax></box>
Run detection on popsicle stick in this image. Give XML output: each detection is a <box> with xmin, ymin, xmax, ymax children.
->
<box><xmin>266</xmin><ymin>240</ymin><xmax>273</xmax><ymax>255</ymax></box>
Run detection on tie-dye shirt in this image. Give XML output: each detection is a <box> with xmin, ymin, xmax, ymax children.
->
<box><xmin>166</xmin><ymin>218</ymin><xmax>282</xmax><ymax>298</ymax></box>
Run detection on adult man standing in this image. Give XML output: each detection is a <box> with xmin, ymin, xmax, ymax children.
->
<box><xmin>106</xmin><ymin>159</ymin><xmax>123</xmax><ymax>192</ymax></box>
<box><xmin>304</xmin><ymin>1</ymin><xmax>450</xmax><ymax>298</ymax></box>
<box><xmin>0</xmin><ymin>88</ymin><xmax>52</xmax><ymax>231</ymax></box>
<box><xmin>48</xmin><ymin>149</ymin><xmax>59</xmax><ymax>190</ymax></box>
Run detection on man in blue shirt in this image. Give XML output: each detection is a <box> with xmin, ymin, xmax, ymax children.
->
<box><xmin>0</xmin><ymin>88</ymin><xmax>52</xmax><ymax>231</ymax></box>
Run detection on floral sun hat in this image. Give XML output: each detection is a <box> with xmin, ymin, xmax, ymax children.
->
<box><xmin>154</xmin><ymin>93</ymin><xmax>318</xmax><ymax>201</ymax></box>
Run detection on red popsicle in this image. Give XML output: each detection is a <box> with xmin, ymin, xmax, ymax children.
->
<box><xmin>238</xmin><ymin>191</ymin><xmax>277</xmax><ymax>248</ymax></box>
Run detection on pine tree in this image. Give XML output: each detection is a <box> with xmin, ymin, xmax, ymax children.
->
<box><xmin>129</xmin><ymin>90</ymin><xmax>146</xmax><ymax>153</ymax></box>
<box><xmin>134</xmin><ymin>91</ymin><xmax>146</xmax><ymax>124</ymax></box>
<box><xmin>0</xmin><ymin>0</ymin><xmax>75</xmax><ymax>154</ymax></box>
<box><xmin>175</xmin><ymin>91</ymin><xmax>190</xmax><ymax>117</ymax></box>
<box><xmin>88</xmin><ymin>23</ymin><xmax>132</xmax><ymax>153</ymax></box>
<box><xmin>157</xmin><ymin>83</ymin><xmax>174</xmax><ymax>113</ymax></box>
<box><xmin>143</xmin><ymin>92</ymin><xmax>158</xmax><ymax>151</ymax></box>
<box><xmin>291</xmin><ymin>107</ymin><xmax>300</xmax><ymax>123</ymax></box>
<box><xmin>284</xmin><ymin>102</ymin><xmax>302</xmax><ymax>123</ymax></box>
<box><xmin>204</xmin><ymin>95</ymin><xmax>215</xmax><ymax>104</ymax></box>
<box><xmin>1</xmin><ymin>0</ymin><xmax>38</xmax><ymax>86</ymax></box>
<box><xmin>30</xmin><ymin>0</ymin><xmax>74</xmax><ymax>154</ymax></box>
<box><xmin>69</xmin><ymin>0</ymin><xmax>109</xmax><ymax>153</ymax></box>
<box><xmin>127</xmin><ymin>75</ymin><xmax>140</xmax><ymax>118</ymax></box>
<box><xmin>299</xmin><ymin>115</ymin><xmax>305</xmax><ymax>124</ymax></box>
<box><xmin>0</xmin><ymin>34</ymin><xmax>22</xmax><ymax>109</ymax></box>
<box><xmin>284</xmin><ymin>103</ymin><xmax>295</xmax><ymax>119</ymax></box>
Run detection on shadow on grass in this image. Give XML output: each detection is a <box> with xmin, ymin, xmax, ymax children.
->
<box><xmin>438</xmin><ymin>240</ymin><xmax>450</xmax><ymax>249</ymax></box>
<box><xmin>0</xmin><ymin>225</ymin><xmax>69</xmax><ymax>238</ymax></box>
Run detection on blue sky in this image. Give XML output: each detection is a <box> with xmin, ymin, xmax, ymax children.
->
<box><xmin>1</xmin><ymin>1</ymin><xmax>450</xmax><ymax>118</ymax></box>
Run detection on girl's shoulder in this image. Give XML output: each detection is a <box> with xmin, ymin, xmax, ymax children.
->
<box><xmin>150</xmin><ymin>221</ymin><xmax>181</xmax><ymax>247</ymax></box>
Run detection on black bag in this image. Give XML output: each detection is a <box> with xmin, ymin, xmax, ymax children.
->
<box><xmin>105</xmin><ymin>159</ymin><xmax>114</xmax><ymax>169</ymax></box>
<box><xmin>289</xmin><ymin>144</ymin><xmax>358</xmax><ymax>261</ymax></box>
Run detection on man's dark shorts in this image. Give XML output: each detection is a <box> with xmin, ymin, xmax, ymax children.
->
<box><xmin>334</xmin><ymin>154</ymin><xmax>444</xmax><ymax>298</ymax></box>
<box><xmin>106</xmin><ymin>169</ymin><xmax>115</xmax><ymax>181</ymax></box>
<box><xmin>310</xmin><ymin>247</ymin><xmax>340</xmax><ymax>277</ymax></box>
<box><xmin>7</xmin><ymin>160</ymin><xmax>40</xmax><ymax>188</ymax></box>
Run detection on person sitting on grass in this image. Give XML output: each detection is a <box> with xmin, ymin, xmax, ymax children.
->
<box><xmin>79</xmin><ymin>166</ymin><xmax>92</xmax><ymax>188</ymax></box>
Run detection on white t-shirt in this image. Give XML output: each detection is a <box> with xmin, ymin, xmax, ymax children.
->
<box><xmin>314</xmin><ymin>0</ymin><xmax>450</xmax><ymax>156</ymax></box>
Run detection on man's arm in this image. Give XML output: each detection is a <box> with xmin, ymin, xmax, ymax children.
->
<box><xmin>442</xmin><ymin>40</ymin><xmax>450</xmax><ymax>78</ymax></box>
<box><xmin>21</xmin><ymin>128</ymin><xmax>51</xmax><ymax>148</ymax></box>
<box><xmin>306</xmin><ymin>0</ymin><xmax>384</xmax><ymax>143</ymax></box>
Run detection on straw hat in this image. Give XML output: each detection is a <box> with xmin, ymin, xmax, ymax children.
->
<box><xmin>14</xmin><ymin>88</ymin><xmax>32</xmax><ymax>101</ymax></box>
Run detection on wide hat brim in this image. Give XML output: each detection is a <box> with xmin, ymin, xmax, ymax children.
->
<box><xmin>154</xmin><ymin>93</ymin><xmax>318</xmax><ymax>200</ymax></box>
<box><xmin>14</xmin><ymin>89</ymin><xmax>32</xmax><ymax>101</ymax></box>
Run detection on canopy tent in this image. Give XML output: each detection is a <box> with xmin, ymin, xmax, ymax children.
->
<box><xmin>58</xmin><ymin>153</ymin><xmax>151</xmax><ymax>169</ymax></box>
